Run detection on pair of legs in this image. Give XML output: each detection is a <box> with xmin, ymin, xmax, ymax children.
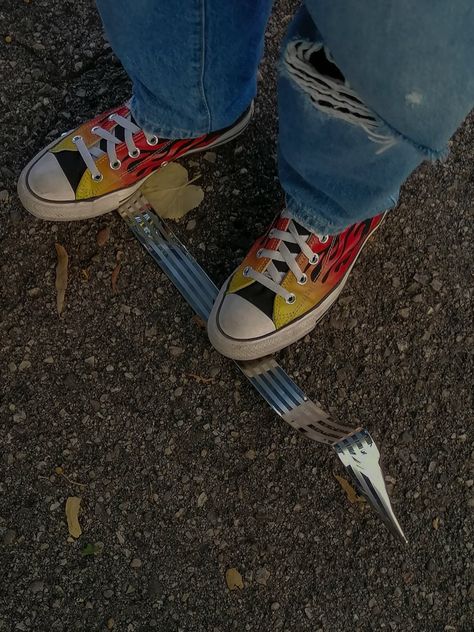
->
<box><xmin>18</xmin><ymin>1</ymin><xmax>474</xmax><ymax>359</ymax></box>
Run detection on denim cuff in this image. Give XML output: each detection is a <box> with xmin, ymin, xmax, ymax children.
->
<box><xmin>130</xmin><ymin>95</ymin><xmax>211</xmax><ymax>139</ymax></box>
<box><xmin>285</xmin><ymin>193</ymin><xmax>398</xmax><ymax>236</ymax></box>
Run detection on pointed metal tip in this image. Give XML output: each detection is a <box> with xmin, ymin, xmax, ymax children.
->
<box><xmin>333</xmin><ymin>429</ymin><xmax>408</xmax><ymax>545</ymax></box>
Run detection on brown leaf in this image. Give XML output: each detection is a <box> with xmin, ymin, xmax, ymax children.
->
<box><xmin>191</xmin><ymin>315</ymin><xmax>207</xmax><ymax>330</ymax></box>
<box><xmin>97</xmin><ymin>226</ymin><xmax>110</xmax><ymax>247</ymax></box>
<box><xmin>186</xmin><ymin>373</ymin><xmax>215</xmax><ymax>384</ymax></box>
<box><xmin>225</xmin><ymin>568</ymin><xmax>244</xmax><ymax>591</ymax></box>
<box><xmin>111</xmin><ymin>263</ymin><xmax>121</xmax><ymax>294</ymax></box>
<box><xmin>55</xmin><ymin>243</ymin><xmax>68</xmax><ymax>316</ymax></box>
<box><xmin>65</xmin><ymin>496</ymin><xmax>82</xmax><ymax>538</ymax></box>
<box><xmin>334</xmin><ymin>474</ymin><xmax>366</xmax><ymax>504</ymax></box>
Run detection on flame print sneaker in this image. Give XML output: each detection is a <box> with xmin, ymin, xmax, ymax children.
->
<box><xmin>208</xmin><ymin>211</ymin><xmax>385</xmax><ymax>360</ymax></box>
<box><xmin>18</xmin><ymin>102</ymin><xmax>253</xmax><ymax>221</ymax></box>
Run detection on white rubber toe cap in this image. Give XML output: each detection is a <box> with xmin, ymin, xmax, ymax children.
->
<box><xmin>216</xmin><ymin>293</ymin><xmax>275</xmax><ymax>340</ymax></box>
<box><xmin>26</xmin><ymin>152</ymin><xmax>75</xmax><ymax>202</ymax></box>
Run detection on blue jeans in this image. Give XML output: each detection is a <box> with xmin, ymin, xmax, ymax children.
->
<box><xmin>96</xmin><ymin>1</ymin><xmax>474</xmax><ymax>235</ymax></box>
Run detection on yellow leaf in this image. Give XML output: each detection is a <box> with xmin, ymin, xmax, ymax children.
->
<box><xmin>55</xmin><ymin>466</ymin><xmax>64</xmax><ymax>475</ymax></box>
<box><xmin>55</xmin><ymin>243</ymin><xmax>68</xmax><ymax>316</ymax></box>
<box><xmin>225</xmin><ymin>568</ymin><xmax>244</xmax><ymax>591</ymax></box>
<box><xmin>334</xmin><ymin>474</ymin><xmax>366</xmax><ymax>504</ymax></box>
<box><xmin>142</xmin><ymin>163</ymin><xmax>204</xmax><ymax>220</ymax></box>
<box><xmin>65</xmin><ymin>496</ymin><xmax>82</xmax><ymax>538</ymax></box>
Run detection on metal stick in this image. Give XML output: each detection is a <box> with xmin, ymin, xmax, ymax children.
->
<box><xmin>118</xmin><ymin>192</ymin><xmax>407</xmax><ymax>544</ymax></box>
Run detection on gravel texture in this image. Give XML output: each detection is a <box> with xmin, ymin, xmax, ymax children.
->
<box><xmin>1</xmin><ymin>1</ymin><xmax>473</xmax><ymax>631</ymax></box>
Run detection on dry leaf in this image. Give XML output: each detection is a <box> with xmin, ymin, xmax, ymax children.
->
<box><xmin>432</xmin><ymin>516</ymin><xmax>440</xmax><ymax>530</ymax></box>
<box><xmin>81</xmin><ymin>268</ymin><xmax>90</xmax><ymax>281</ymax></box>
<box><xmin>97</xmin><ymin>226</ymin><xmax>110</xmax><ymax>247</ymax></box>
<box><xmin>334</xmin><ymin>474</ymin><xmax>366</xmax><ymax>504</ymax></box>
<box><xmin>225</xmin><ymin>568</ymin><xmax>244</xmax><ymax>591</ymax></box>
<box><xmin>191</xmin><ymin>315</ymin><xmax>207</xmax><ymax>330</ymax></box>
<box><xmin>55</xmin><ymin>243</ymin><xmax>68</xmax><ymax>316</ymax></box>
<box><xmin>111</xmin><ymin>263</ymin><xmax>121</xmax><ymax>294</ymax></box>
<box><xmin>65</xmin><ymin>496</ymin><xmax>82</xmax><ymax>539</ymax></box>
<box><xmin>142</xmin><ymin>163</ymin><xmax>204</xmax><ymax>219</ymax></box>
<box><xmin>186</xmin><ymin>373</ymin><xmax>215</xmax><ymax>384</ymax></box>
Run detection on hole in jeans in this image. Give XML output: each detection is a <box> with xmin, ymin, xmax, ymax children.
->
<box><xmin>284</xmin><ymin>40</ymin><xmax>397</xmax><ymax>153</ymax></box>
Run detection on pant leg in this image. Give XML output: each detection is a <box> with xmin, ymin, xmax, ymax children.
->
<box><xmin>95</xmin><ymin>0</ymin><xmax>273</xmax><ymax>138</ymax></box>
<box><xmin>278</xmin><ymin>1</ymin><xmax>474</xmax><ymax>235</ymax></box>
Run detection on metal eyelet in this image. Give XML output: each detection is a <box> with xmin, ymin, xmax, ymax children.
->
<box><xmin>320</xmin><ymin>235</ymin><xmax>329</xmax><ymax>243</ymax></box>
<box><xmin>110</xmin><ymin>159</ymin><xmax>121</xmax><ymax>170</ymax></box>
<box><xmin>147</xmin><ymin>135</ymin><xmax>159</xmax><ymax>146</ymax></box>
<box><xmin>91</xmin><ymin>126</ymin><xmax>99</xmax><ymax>134</ymax></box>
<box><xmin>129</xmin><ymin>148</ymin><xmax>140</xmax><ymax>158</ymax></box>
<box><xmin>108</xmin><ymin>113</ymin><xmax>116</xmax><ymax>121</ymax></box>
<box><xmin>298</xmin><ymin>274</ymin><xmax>307</xmax><ymax>285</ymax></box>
<box><xmin>160</xmin><ymin>160</ymin><xmax>169</xmax><ymax>168</ymax></box>
<box><xmin>309</xmin><ymin>253</ymin><xmax>319</xmax><ymax>265</ymax></box>
<box><xmin>243</xmin><ymin>266</ymin><xmax>251</xmax><ymax>277</ymax></box>
<box><xmin>268</xmin><ymin>229</ymin><xmax>275</xmax><ymax>238</ymax></box>
<box><xmin>92</xmin><ymin>173</ymin><xmax>103</xmax><ymax>182</ymax></box>
<box><xmin>72</xmin><ymin>135</ymin><xmax>82</xmax><ymax>143</ymax></box>
<box><xmin>256</xmin><ymin>249</ymin><xmax>263</xmax><ymax>258</ymax></box>
<box><xmin>286</xmin><ymin>293</ymin><xmax>296</xmax><ymax>304</ymax></box>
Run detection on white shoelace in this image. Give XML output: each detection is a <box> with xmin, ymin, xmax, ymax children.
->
<box><xmin>71</xmin><ymin>111</ymin><xmax>159</xmax><ymax>181</ymax></box>
<box><xmin>243</xmin><ymin>210</ymin><xmax>328</xmax><ymax>303</ymax></box>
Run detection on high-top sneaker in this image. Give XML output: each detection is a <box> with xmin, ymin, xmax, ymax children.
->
<box><xmin>208</xmin><ymin>210</ymin><xmax>385</xmax><ymax>360</ymax></box>
<box><xmin>18</xmin><ymin>102</ymin><xmax>253</xmax><ymax>221</ymax></box>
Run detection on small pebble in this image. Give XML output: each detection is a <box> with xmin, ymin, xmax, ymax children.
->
<box><xmin>3</xmin><ymin>529</ymin><xmax>16</xmax><ymax>545</ymax></box>
<box><xmin>197</xmin><ymin>492</ymin><xmax>207</xmax><ymax>508</ymax></box>
<box><xmin>30</xmin><ymin>580</ymin><xmax>44</xmax><ymax>594</ymax></box>
<box><xmin>130</xmin><ymin>558</ymin><xmax>142</xmax><ymax>569</ymax></box>
<box><xmin>400</xmin><ymin>431</ymin><xmax>413</xmax><ymax>444</ymax></box>
<box><xmin>255</xmin><ymin>568</ymin><xmax>270</xmax><ymax>586</ymax></box>
<box><xmin>169</xmin><ymin>346</ymin><xmax>184</xmax><ymax>357</ymax></box>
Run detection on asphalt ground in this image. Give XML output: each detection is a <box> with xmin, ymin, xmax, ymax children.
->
<box><xmin>0</xmin><ymin>1</ymin><xmax>473</xmax><ymax>631</ymax></box>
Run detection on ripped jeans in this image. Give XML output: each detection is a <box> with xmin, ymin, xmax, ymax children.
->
<box><xmin>96</xmin><ymin>0</ymin><xmax>474</xmax><ymax>235</ymax></box>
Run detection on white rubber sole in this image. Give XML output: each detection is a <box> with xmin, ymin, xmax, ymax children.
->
<box><xmin>207</xmin><ymin>221</ymin><xmax>383</xmax><ymax>361</ymax></box>
<box><xmin>17</xmin><ymin>103</ymin><xmax>254</xmax><ymax>222</ymax></box>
